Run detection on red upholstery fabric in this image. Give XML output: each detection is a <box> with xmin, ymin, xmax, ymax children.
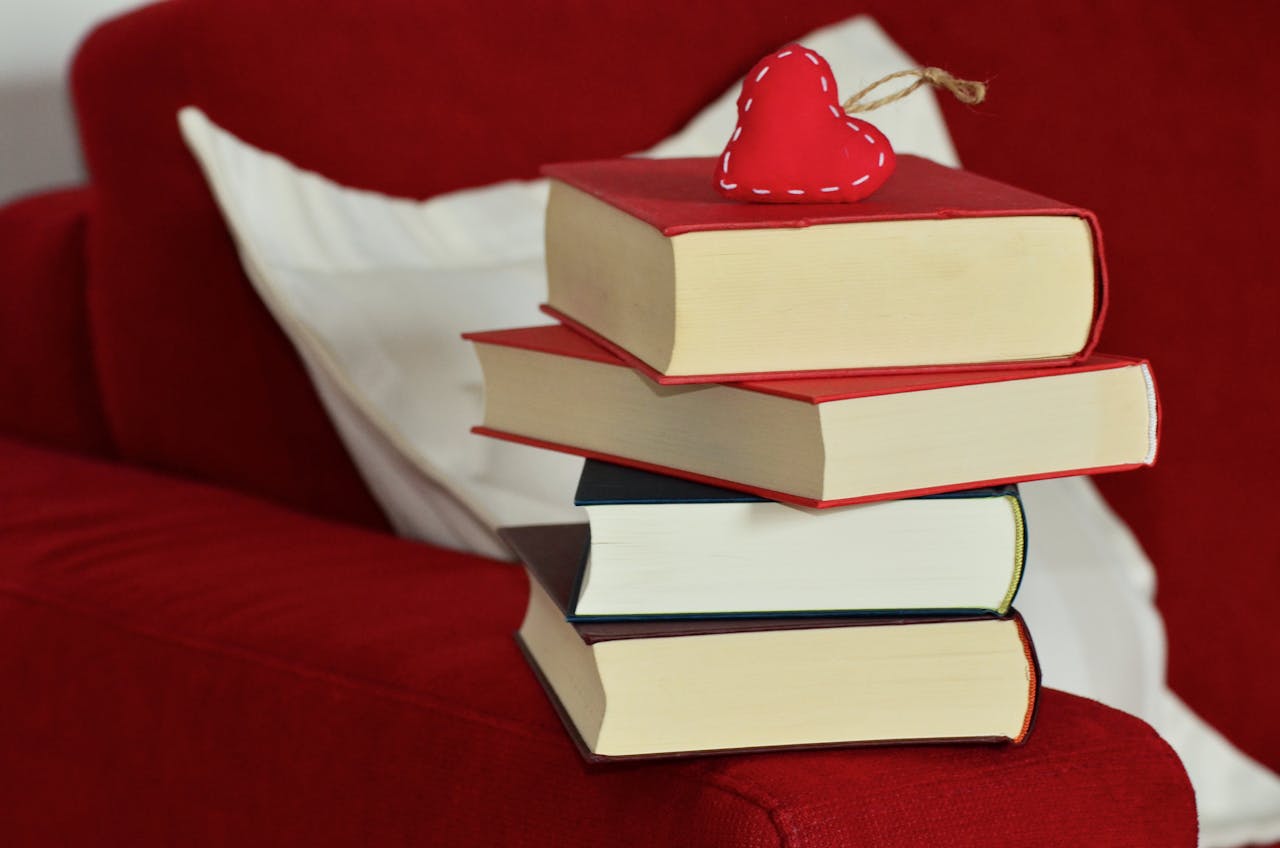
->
<box><xmin>57</xmin><ymin>0</ymin><xmax>1280</xmax><ymax>777</ymax></box>
<box><xmin>0</xmin><ymin>436</ymin><xmax>1195</xmax><ymax>846</ymax></box>
<box><xmin>0</xmin><ymin>2</ymin><xmax>1271</xmax><ymax>836</ymax></box>
<box><xmin>67</xmin><ymin>0</ymin><xmax>387</xmax><ymax>530</ymax></box>
<box><xmin>872</xmin><ymin>2</ymin><xmax>1280</xmax><ymax>772</ymax></box>
<box><xmin>0</xmin><ymin>188</ymin><xmax>111</xmax><ymax>456</ymax></box>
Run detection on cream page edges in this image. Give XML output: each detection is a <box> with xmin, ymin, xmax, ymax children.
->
<box><xmin>546</xmin><ymin>180</ymin><xmax>1097</xmax><ymax>375</ymax></box>
<box><xmin>475</xmin><ymin>341</ymin><xmax>1155</xmax><ymax>503</ymax></box>
<box><xmin>521</xmin><ymin>578</ymin><xmax>1031</xmax><ymax>757</ymax></box>
<box><xmin>577</xmin><ymin>496</ymin><xmax>1021</xmax><ymax>615</ymax></box>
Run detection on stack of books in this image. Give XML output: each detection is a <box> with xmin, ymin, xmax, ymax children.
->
<box><xmin>465</xmin><ymin>154</ymin><xmax>1159</xmax><ymax>761</ymax></box>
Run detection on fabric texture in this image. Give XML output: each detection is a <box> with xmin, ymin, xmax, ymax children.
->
<box><xmin>174</xmin><ymin>17</ymin><xmax>1280</xmax><ymax>843</ymax></box>
<box><xmin>0</xmin><ymin>187</ymin><xmax>111</xmax><ymax>456</ymax></box>
<box><xmin>0</xmin><ymin>0</ymin><xmax>1272</xmax><ymax>843</ymax></box>
<box><xmin>69</xmin><ymin>0</ymin><xmax>388</xmax><ymax>530</ymax></box>
<box><xmin>0</xmin><ymin>435</ymin><xmax>1196</xmax><ymax>847</ymax></box>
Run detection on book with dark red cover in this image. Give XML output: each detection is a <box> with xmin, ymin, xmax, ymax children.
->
<box><xmin>465</xmin><ymin>324</ymin><xmax>1160</xmax><ymax>508</ymax></box>
<box><xmin>541</xmin><ymin>155</ymin><xmax>1108</xmax><ymax>384</ymax></box>
<box><xmin>503</xmin><ymin>523</ymin><xmax>1041</xmax><ymax>761</ymax></box>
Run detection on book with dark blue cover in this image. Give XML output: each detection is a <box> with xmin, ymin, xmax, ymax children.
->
<box><xmin>576</xmin><ymin>458</ymin><xmax>1022</xmax><ymax>508</ymax></box>
<box><xmin>557</xmin><ymin>461</ymin><xmax>1028</xmax><ymax>621</ymax></box>
<box><xmin>506</xmin><ymin>522</ymin><xmax>1040</xmax><ymax>760</ymax></box>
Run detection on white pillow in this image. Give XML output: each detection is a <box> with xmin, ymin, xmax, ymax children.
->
<box><xmin>176</xmin><ymin>15</ymin><xmax>959</xmax><ymax>559</ymax></box>
<box><xmin>178</xmin><ymin>16</ymin><xmax>1280</xmax><ymax>846</ymax></box>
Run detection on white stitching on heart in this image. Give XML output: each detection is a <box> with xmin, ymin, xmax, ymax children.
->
<box><xmin>721</xmin><ymin>47</ymin><xmax>886</xmax><ymax>199</ymax></box>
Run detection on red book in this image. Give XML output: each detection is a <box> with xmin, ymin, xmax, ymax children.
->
<box><xmin>542</xmin><ymin>155</ymin><xmax>1107</xmax><ymax>383</ymax></box>
<box><xmin>465</xmin><ymin>324</ymin><xmax>1158</xmax><ymax>508</ymax></box>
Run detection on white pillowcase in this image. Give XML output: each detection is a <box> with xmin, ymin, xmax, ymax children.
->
<box><xmin>176</xmin><ymin>15</ymin><xmax>960</xmax><ymax>559</ymax></box>
<box><xmin>177</xmin><ymin>15</ymin><xmax>1280</xmax><ymax>846</ymax></box>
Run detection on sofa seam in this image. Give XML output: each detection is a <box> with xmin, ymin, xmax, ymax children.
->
<box><xmin>1142</xmin><ymin>723</ymin><xmax>1201</xmax><ymax>845</ymax></box>
<box><xmin>69</xmin><ymin>186</ymin><xmax>119</xmax><ymax>458</ymax></box>
<box><xmin>691</xmin><ymin>764</ymin><xmax>800</xmax><ymax>847</ymax></box>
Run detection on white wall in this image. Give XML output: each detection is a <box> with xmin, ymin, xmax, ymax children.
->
<box><xmin>0</xmin><ymin>0</ymin><xmax>145</xmax><ymax>204</ymax></box>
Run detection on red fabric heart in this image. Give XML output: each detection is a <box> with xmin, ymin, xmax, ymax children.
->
<box><xmin>715</xmin><ymin>44</ymin><xmax>895</xmax><ymax>203</ymax></box>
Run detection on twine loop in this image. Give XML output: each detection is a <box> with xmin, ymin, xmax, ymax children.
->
<box><xmin>842</xmin><ymin>67</ymin><xmax>986</xmax><ymax>113</ymax></box>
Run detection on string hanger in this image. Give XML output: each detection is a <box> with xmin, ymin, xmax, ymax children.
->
<box><xmin>842</xmin><ymin>67</ymin><xmax>987</xmax><ymax>113</ymax></box>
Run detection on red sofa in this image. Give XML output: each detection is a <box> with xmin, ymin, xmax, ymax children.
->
<box><xmin>4</xmin><ymin>0</ymin><xmax>1274</xmax><ymax>843</ymax></box>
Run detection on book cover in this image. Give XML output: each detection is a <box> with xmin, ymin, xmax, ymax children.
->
<box><xmin>542</xmin><ymin>156</ymin><xmax>1107</xmax><ymax>240</ymax></box>
<box><xmin>508</xmin><ymin>521</ymin><xmax>1041</xmax><ymax>761</ymax></box>
<box><xmin>465</xmin><ymin>325</ymin><xmax>1148</xmax><ymax>405</ymax></box>
<box><xmin>466</xmin><ymin>324</ymin><xmax>1160</xmax><ymax>508</ymax></box>
<box><xmin>576</xmin><ymin>458</ymin><xmax>1020</xmax><ymax>507</ymax></box>
<box><xmin>506</xmin><ymin>523</ymin><xmax>1001</xmax><ymax>637</ymax></box>
<box><xmin>502</xmin><ymin>514</ymin><xmax>1028</xmax><ymax>622</ymax></box>
<box><xmin>541</xmin><ymin>155</ymin><xmax>1108</xmax><ymax>382</ymax></box>
<box><xmin>512</xmin><ymin>634</ymin><xmax>1038</xmax><ymax>763</ymax></box>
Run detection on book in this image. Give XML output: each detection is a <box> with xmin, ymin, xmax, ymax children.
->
<box><xmin>542</xmin><ymin>155</ymin><xmax>1106</xmax><ymax>383</ymax></box>
<box><xmin>465</xmin><ymin>324</ymin><xmax>1159</xmax><ymax>508</ymax></box>
<box><xmin>569</xmin><ymin>462</ymin><xmax>1026</xmax><ymax>617</ymax></box>
<box><xmin>505</xmin><ymin>523</ymin><xmax>1040</xmax><ymax>760</ymax></box>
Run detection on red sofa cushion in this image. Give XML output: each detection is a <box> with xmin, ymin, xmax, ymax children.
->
<box><xmin>0</xmin><ymin>188</ymin><xmax>111</xmax><ymax>456</ymax></box>
<box><xmin>67</xmin><ymin>0</ymin><xmax>388</xmax><ymax>530</ymax></box>
<box><xmin>0</xmin><ymin>435</ymin><xmax>1195</xmax><ymax>845</ymax></box>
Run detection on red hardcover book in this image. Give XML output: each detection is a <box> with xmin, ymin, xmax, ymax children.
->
<box><xmin>542</xmin><ymin>155</ymin><xmax>1108</xmax><ymax>383</ymax></box>
<box><xmin>465</xmin><ymin>324</ymin><xmax>1158</xmax><ymax>508</ymax></box>
<box><xmin>505</xmin><ymin>523</ymin><xmax>1040</xmax><ymax>761</ymax></box>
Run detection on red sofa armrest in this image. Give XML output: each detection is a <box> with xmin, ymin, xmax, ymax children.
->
<box><xmin>0</xmin><ymin>436</ymin><xmax>1196</xmax><ymax>846</ymax></box>
<box><xmin>0</xmin><ymin>187</ymin><xmax>112</xmax><ymax>456</ymax></box>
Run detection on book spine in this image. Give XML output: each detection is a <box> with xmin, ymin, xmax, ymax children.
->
<box><xmin>1076</xmin><ymin>208</ymin><xmax>1108</xmax><ymax>362</ymax></box>
<box><xmin>996</xmin><ymin>491</ymin><xmax>1028</xmax><ymax>615</ymax></box>
<box><xmin>567</xmin><ymin>531</ymin><xmax>591</xmax><ymax>617</ymax></box>
<box><xmin>1012</xmin><ymin>611</ymin><xmax>1041</xmax><ymax>746</ymax></box>
<box><xmin>1140</xmin><ymin>362</ymin><xmax>1160</xmax><ymax>465</ymax></box>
